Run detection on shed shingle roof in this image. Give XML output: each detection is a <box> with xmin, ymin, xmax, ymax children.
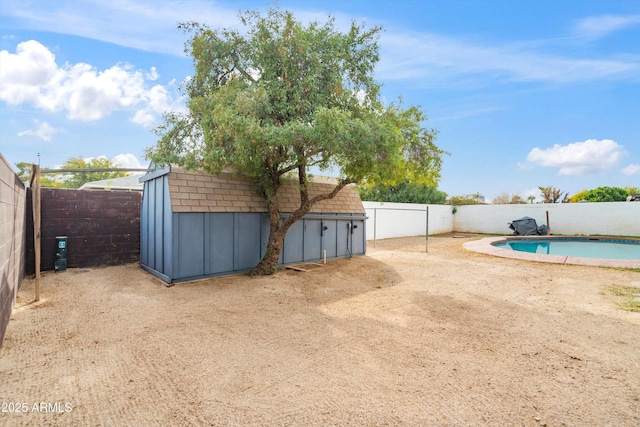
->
<box><xmin>167</xmin><ymin>167</ymin><xmax>365</xmax><ymax>214</ymax></box>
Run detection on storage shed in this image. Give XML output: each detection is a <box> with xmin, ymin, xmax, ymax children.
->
<box><xmin>140</xmin><ymin>165</ymin><xmax>366</xmax><ymax>283</ymax></box>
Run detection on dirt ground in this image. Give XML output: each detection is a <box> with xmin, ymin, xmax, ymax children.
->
<box><xmin>1</xmin><ymin>234</ymin><xmax>639</xmax><ymax>426</ymax></box>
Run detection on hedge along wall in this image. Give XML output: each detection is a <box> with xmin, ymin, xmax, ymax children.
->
<box><xmin>0</xmin><ymin>154</ymin><xmax>26</xmax><ymax>347</ymax></box>
<box><xmin>26</xmin><ymin>188</ymin><xmax>142</xmax><ymax>272</ymax></box>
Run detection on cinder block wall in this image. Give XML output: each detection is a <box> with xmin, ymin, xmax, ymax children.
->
<box><xmin>0</xmin><ymin>154</ymin><xmax>26</xmax><ymax>347</ymax></box>
<box><xmin>26</xmin><ymin>188</ymin><xmax>142</xmax><ymax>272</ymax></box>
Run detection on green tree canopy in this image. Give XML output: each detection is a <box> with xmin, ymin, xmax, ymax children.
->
<box><xmin>572</xmin><ymin>186</ymin><xmax>629</xmax><ymax>202</ymax></box>
<box><xmin>146</xmin><ymin>7</ymin><xmax>445</xmax><ymax>275</ymax></box>
<box><xmin>446</xmin><ymin>193</ymin><xmax>482</xmax><ymax>206</ymax></box>
<box><xmin>15</xmin><ymin>162</ymin><xmax>63</xmax><ymax>188</ymax></box>
<box><xmin>358</xmin><ymin>180</ymin><xmax>447</xmax><ymax>204</ymax></box>
<box><xmin>569</xmin><ymin>189</ymin><xmax>589</xmax><ymax>203</ymax></box>
<box><xmin>58</xmin><ymin>157</ymin><xmax>128</xmax><ymax>189</ymax></box>
<box><xmin>16</xmin><ymin>157</ymin><xmax>128</xmax><ymax>188</ymax></box>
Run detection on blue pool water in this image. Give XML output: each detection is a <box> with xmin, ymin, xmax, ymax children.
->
<box><xmin>492</xmin><ymin>238</ymin><xmax>640</xmax><ymax>260</ymax></box>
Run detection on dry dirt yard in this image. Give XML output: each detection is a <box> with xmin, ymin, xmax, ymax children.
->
<box><xmin>1</xmin><ymin>234</ymin><xmax>639</xmax><ymax>426</ymax></box>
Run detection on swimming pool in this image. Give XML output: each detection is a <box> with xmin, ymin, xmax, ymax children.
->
<box><xmin>463</xmin><ymin>236</ymin><xmax>640</xmax><ymax>268</ymax></box>
<box><xmin>492</xmin><ymin>238</ymin><xmax>640</xmax><ymax>261</ymax></box>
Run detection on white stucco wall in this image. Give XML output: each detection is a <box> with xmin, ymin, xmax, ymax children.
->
<box><xmin>362</xmin><ymin>201</ymin><xmax>640</xmax><ymax>240</ymax></box>
<box><xmin>362</xmin><ymin>202</ymin><xmax>454</xmax><ymax>240</ymax></box>
<box><xmin>454</xmin><ymin>202</ymin><xmax>640</xmax><ymax>236</ymax></box>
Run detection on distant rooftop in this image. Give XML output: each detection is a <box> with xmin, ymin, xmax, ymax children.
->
<box><xmin>79</xmin><ymin>174</ymin><xmax>144</xmax><ymax>191</ymax></box>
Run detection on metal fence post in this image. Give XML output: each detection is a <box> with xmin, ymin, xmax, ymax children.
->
<box><xmin>426</xmin><ymin>206</ymin><xmax>429</xmax><ymax>253</ymax></box>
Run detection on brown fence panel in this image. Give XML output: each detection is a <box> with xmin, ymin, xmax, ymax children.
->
<box><xmin>27</xmin><ymin>188</ymin><xmax>141</xmax><ymax>273</ymax></box>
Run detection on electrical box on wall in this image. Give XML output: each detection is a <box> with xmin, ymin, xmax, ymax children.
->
<box><xmin>55</xmin><ymin>236</ymin><xmax>67</xmax><ymax>272</ymax></box>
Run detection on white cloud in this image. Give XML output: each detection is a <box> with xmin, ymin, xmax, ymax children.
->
<box><xmin>0</xmin><ymin>40</ymin><xmax>58</xmax><ymax>105</ymax></box>
<box><xmin>622</xmin><ymin>164</ymin><xmax>640</xmax><ymax>176</ymax></box>
<box><xmin>378</xmin><ymin>32</ymin><xmax>640</xmax><ymax>86</ymax></box>
<box><xmin>75</xmin><ymin>154</ymin><xmax>145</xmax><ymax>169</ymax></box>
<box><xmin>0</xmin><ymin>40</ymin><xmax>179</xmax><ymax>125</ymax></box>
<box><xmin>0</xmin><ymin>0</ymin><xmax>240</xmax><ymax>57</ymax></box>
<box><xmin>4</xmin><ymin>0</ymin><xmax>639</xmax><ymax>89</ymax></box>
<box><xmin>146</xmin><ymin>66</ymin><xmax>159</xmax><ymax>81</ymax></box>
<box><xmin>113</xmin><ymin>153</ymin><xmax>146</xmax><ymax>169</ymax></box>
<box><xmin>434</xmin><ymin>105</ymin><xmax>506</xmax><ymax>121</ymax></box>
<box><xmin>523</xmin><ymin>139</ymin><xmax>626</xmax><ymax>176</ymax></box>
<box><xmin>574</xmin><ymin>14</ymin><xmax>640</xmax><ymax>40</ymax></box>
<box><xmin>131</xmin><ymin>84</ymin><xmax>180</xmax><ymax>127</ymax></box>
<box><xmin>17</xmin><ymin>120</ymin><xmax>61</xmax><ymax>141</ymax></box>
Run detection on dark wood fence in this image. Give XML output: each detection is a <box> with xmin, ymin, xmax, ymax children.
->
<box><xmin>26</xmin><ymin>188</ymin><xmax>141</xmax><ymax>273</ymax></box>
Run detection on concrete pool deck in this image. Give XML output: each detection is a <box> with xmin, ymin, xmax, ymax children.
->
<box><xmin>463</xmin><ymin>236</ymin><xmax>640</xmax><ymax>269</ymax></box>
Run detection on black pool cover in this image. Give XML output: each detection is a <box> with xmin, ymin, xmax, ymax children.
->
<box><xmin>508</xmin><ymin>216</ymin><xmax>548</xmax><ymax>236</ymax></box>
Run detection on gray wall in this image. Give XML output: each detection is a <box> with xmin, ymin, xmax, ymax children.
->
<box><xmin>0</xmin><ymin>154</ymin><xmax>26</xmax><ymax>347</ymax></box>
<box><xmin>140</xmin><ymin>173</ymin><xmax>173</xmax><ymax>281</ymax></box>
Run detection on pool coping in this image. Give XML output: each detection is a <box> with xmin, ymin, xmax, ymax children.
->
<box><xmin>462</xmin><ymin>235</ymin><xmax>640</xmax><ymax>269</ymax></box>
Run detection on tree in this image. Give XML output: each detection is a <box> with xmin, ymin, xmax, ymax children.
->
<box><xmin>146</xmin><ymin>7</ymin><xmax>444</xmax><ymax>275</ymax></box>
<box><xmin>16</xmin><ymin>157</ymin><xmax>129</xmax><ymax>188</ymax></box>
<box><xmin>492</xmin><ymin>192</ymin><xmax>526</xmax><ymax>204</ymax></box>
<box><xmin>358</xmin><ymin>179</ymin><xmax>447</xmax><ymax>204</ymax></box>
<box><xmin>58</xmin><ymin>157</ymin><xmax>128</xmax><ymax>189</ymax></box>
<box><xmin>446</xmin><ymin>193</ymin><xmax>482</xmax><ymax>205</ymax></box>
<box><xmin>539</xmin><ymin>186</ymin><xmax>569</xmax><ymax>203</ymax></box>
<box><xmin>15</xmin><ymin>162</ymin><xmax>63</xmax><ymax>188</ymax></box>
<box><xmin>569</xmin><ymin>189</ymin><xmax>589</xmax><ymax>203</ymax></box>
<box><xmin>572</xmin><ymin>186</ymin><xmax>629</xmax><ymax>202</ymax></box>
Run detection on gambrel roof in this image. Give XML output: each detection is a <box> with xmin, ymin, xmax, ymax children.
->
<box><xmin>143</xmin><ymin>166</ymin><xmax>365</xmax><ymax>214</ymax></box>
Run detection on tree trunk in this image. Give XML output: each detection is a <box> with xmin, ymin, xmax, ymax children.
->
<box><xmin>249</xmin><ymin>177</ymin><xmax>353</xmax><ymax>276</ymax></box>
<box><xmin>250</xmin><ymin>224</ymin><xmax>285</xmax><ymax>276</ymax></box>
<box><xmin>250</xmin><ymin>200</ymin><xmax>289</xmax><ymax>276</ymax></box>
<box><xmin>250</xmin><ymin>197</ymin><xmax>311</xmax><ymax>275</ymax></box>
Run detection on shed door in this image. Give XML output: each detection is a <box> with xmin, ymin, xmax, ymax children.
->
<box><xmin>207</xmin><ymin>213</ymin><xmax>234</xmax><ymax>274</ymax></box>
<box><xmin>283</xmin><ymin>220</ymin><xmax>304</xmax><ymax>264</ymax></box>
<box><xmin>351</xmin><ymin>219</ymin><xmax>365</xmax><ymax>255</ymax></box>
<box><xmin>322</xmin><ymin>219</ymin><xmax>338</xmax><ymax>259</ymax></box>
<box><xmin>303</xmin><ymin>219</ymin><xmax>323</xmax><ymax>262</ymax></box>
<box><xmin>236</xmin><ymin>213</ymin><xmax>263</xmax><ymax>270</ymax></box>
<box><xmin>336</xmin><ymin>220</ymin><xmax>350</xmax><ymax>257</ymax></box>
<box><xmin>176</xmin><ymin>213</ymin><xmax>205</xmax><ymax>279</ymax></box>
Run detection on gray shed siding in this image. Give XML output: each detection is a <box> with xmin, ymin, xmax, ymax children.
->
<box><xmin>140</xmin><ymin>168</ymin><xmax>366</xmax><ymax>283</ymax></box>
<box><xmin>140</xmin><ymin>172</ymin><xmax>173</xmax><ymax>282</ymax></box>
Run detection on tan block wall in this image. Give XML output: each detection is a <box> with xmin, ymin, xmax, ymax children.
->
<box><xmin>0</xmin><ymin>153</ymin><xmax>26</xmax><ymax>347</ymax></box>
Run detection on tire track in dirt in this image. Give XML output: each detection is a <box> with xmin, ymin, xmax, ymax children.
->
<box><xmin>2</xmin><ymin>237</ymin><xmax>639</xmax><ymax>425</ymax></box>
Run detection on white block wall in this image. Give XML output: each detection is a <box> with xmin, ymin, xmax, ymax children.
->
<box><xmin>363</xmin><ymin>200</ymin><xmax>640</xmax><ymax>239</ymax></box>
<box><xmin>363</xmin><ymin>202</ymin><xmax>454</xmax><ymax>240</ymax></box>
<box><xmin>454</xmin><ymin>202</ymin><xmax>640</xmax><ymax>236</ymax></box>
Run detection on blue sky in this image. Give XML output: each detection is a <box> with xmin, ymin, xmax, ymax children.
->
<box><xmin>1</xmin><ymin>0</ymin><xmax>638</xmax><ymax>201</ymax></box>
